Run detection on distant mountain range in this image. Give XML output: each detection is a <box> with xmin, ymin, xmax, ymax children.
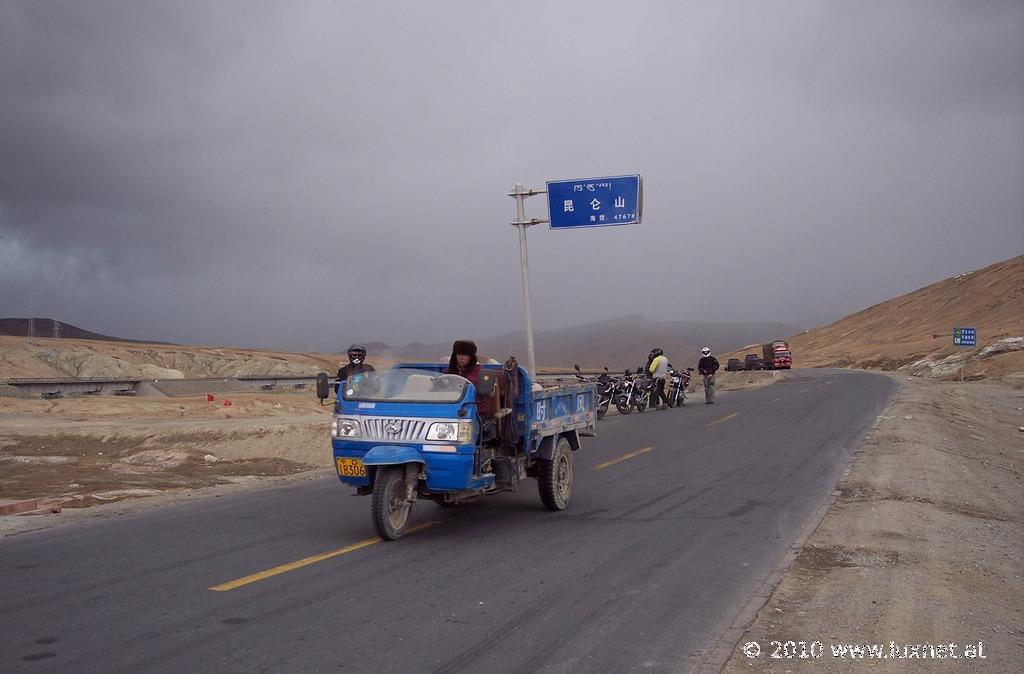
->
<box><xmin>344</xmin><ymin>315</ymin><xmax>800</xmax><ymax>370</ymax></box>
<box><xmin>0</xmin><ymin>318</ymin><xmax>167</xmax><ymax>343</ymax></box>
<box><xmin>7</xmin><ymin>255</ymin><xmax>1018</xmax><ymax>381</ymax></box>
<box><xmin>1</xmin><ymin>315</ymin><xmax>798</xmax><ymax>371</ymax></box>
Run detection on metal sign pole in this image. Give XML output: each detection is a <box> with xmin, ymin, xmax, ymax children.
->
<box><xmin>507</xmin><ymin>175</ymin><xmax>638</xmax><ymax>377</ymax></box>
<box><xmin>508</xmin><ymin>183</ymin><xmax>548</xmax><ymax>378</ymax></box>
<box><xmin>515</xmin><ymin>188</ymin><xmax>536</xmax><ymax>378</ymax></box>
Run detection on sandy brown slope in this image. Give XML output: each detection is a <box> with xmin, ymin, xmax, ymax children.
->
<box><xmin>727</xmin><ymin>256</ymin><xmax>1024</xmax><ymax>382</ymax></box>
<box><xmin>0</xmin><ymin>335</ymin><xmax>347</xmax><ymax>380</ymax></box>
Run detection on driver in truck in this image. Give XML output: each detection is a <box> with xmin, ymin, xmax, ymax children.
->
<box><xmin>444</xmin><ymin>339</ymin><xmax>481</xmax><ymax>389</ymax></box>
<box><xmin>442</xmin><ymin>339</ymin><xmax>504</xmax><ymax>418</ymax></box>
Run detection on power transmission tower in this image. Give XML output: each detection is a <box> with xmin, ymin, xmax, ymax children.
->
<box><xmin>50</xmin><ymin>320</ymin><xmax>61</xmax><ymax>358</ymax></box>
<box><xmin>27</xmin><ymin>317</ymin><xmax>35</xmax><ymax>346</ymax></box>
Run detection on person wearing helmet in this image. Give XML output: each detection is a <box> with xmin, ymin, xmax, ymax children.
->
<box><xmin>697</xmin><ymin>347</ymin><xmax>720</xmax><ymax>404</ymax></box>
<box><xmin>336</xmin><ymin>344</ymin><xmax>375</xmax><ymax>393</ymax></box>
<box><xmin>647</xmin><ymin>347</ymin><xmax>670</xmax><ymax>410</ymax></box>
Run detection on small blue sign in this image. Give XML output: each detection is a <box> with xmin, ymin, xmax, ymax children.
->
<box><xmin>547</xmin><ymin>175</ymin><xmax>642</xmax><ymax>229</ymax></box>
<box><xmin>953</xmin><ymin>327</ymin><xmax>976</xmax><ymax>347</ymax></box>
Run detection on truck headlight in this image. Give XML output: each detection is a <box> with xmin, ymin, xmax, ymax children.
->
<box><xmin>332</xmin><ymin>417</ymin><xmax>362</xmax><ymax>438</ymax></box>
<box><xmin>426</xmin><ymin>421</ymin><xmax>473</xmax><ymax>442</ymax></box>
<box><xmin>427</xmin><ymin>422</ymin><xmax>458</xmax><ymax>441</ymax></box>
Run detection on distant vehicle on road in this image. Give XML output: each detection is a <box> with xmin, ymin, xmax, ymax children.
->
<box><xmin>761</xmin><ymin>340</ymin><xmax>792</xmax><ymax>370</ymax></box>
<box><xmin>744</xmin><ymin>354</ymin><xmax>764</xmax><ymax>370</ymax></box>
<box><xmin>724</xmin><ymin>358</ymin><xmax>743</xmax><ymax>372</ymax></box>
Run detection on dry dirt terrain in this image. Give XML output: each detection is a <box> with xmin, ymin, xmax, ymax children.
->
<box><xmin>720</xmin><ymin>375</ymin><xmax>1024</xmax><ymax>672</ymax></box>
<box><xmin>0</xmin><ymin>392</ymin><xmax>334</xmax><ymax>516</ymax></box>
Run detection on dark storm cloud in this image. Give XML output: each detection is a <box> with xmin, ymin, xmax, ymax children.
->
<box><xmin>1</xmin><ymin>0</ymin><xmax>1022</xmax><ymax>350</ymax></box>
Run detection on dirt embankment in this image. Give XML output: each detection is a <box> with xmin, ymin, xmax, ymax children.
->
<box><xmin>721</xmin><ymin>376</ymin><xmax>1024</xmax><ymax>671</ymax></box>
<box><xmin>0</xmin><ymin>335</ymin><xmax>345</xmax><ymax>380</ymax></box>
<box><xmin>0</xmin><ymin>393</ymin><xmax>333</xmax><ymax>514</ymax></box>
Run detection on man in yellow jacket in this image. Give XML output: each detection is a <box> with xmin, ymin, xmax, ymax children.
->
<box><xmin>647</xmin><ymin>347</ymin><xmax>670</xmax><ymax>410</ymax></box>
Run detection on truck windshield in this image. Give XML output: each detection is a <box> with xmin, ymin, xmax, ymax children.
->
<box><xmin>341</xmin><ymin>369</ymin><xmax>468</xmax><ymax>403</ymax></box>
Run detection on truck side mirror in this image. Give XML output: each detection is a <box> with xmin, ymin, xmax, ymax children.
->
<box><xmin>316</xmin><ymin>372</ymin><xmax>330</xmax><ymax>400</ymax></box>
<box><xmin>476</xmin><ymin>370</ymin><xmax>497</xmax><ymax>397</ymax></box>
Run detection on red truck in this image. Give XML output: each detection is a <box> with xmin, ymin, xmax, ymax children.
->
<box><xmin>761</xmin><ymin>340</ymin><xmax>792</xmax><ymax>370</ymax></box>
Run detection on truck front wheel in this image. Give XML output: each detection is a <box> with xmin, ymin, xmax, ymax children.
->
<box><xmin>372</xmin><ymin>465</ymin><xmax>412</xmax><ymax>540</ymax></box>
<box><xmin>538</xmin><ymin>437</ymin><xmax>573</xmax><ymax>511</ymax></box>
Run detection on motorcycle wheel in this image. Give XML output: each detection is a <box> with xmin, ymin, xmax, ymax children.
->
<box><xmin>636</xmin><ymin>396</ymin><xmax>648</xmax><ymax>413</ymax></box>
<box><xmin>615</xmin><ymin>398</ymin><xmax>633</xmax><ymax>415</ymax></box>
<box><xmin>596</xmin><ymin>401</ymin><xmax>608</xmax><ymax>420</ymax></box>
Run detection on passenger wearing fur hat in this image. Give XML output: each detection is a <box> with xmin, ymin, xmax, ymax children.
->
<box><xmin>444</xmin><ymin>339</ymin><xmax>480</xmax><ymax>389</ymax></box>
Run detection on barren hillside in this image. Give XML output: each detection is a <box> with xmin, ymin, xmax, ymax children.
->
<box><xmin>0</xmin><ymin>318</ymin><xmax>163</xmax><ymax>344</ymax></box>
<box><xmin>751</xmin><ymin>255</ymin><xmax>1023</xmax><ymax>382</ymax></box>
<box><xmin>0</xmin><ymin>336</ymin><xmax>345</xmax><ymax>380</ymax></box>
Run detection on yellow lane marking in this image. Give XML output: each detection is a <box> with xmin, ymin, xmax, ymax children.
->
<box><xmin>593</xmin><ymin>446</ymin><xmax>655</xmax><ymax>471</ymax></box>
<box><xmin>706</xmin><ymin>412</ymin><xmax>739</xmax><ymax>427</ymax></box>
<box><xmin>209</xmin><ymin>521</ymin><xmax>439</xmax><ymax>592</ymax></box>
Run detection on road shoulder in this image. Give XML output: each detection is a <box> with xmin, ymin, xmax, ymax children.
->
<box><xmin>718</xmin><ymin>375</ymin><xmax>1024</xmax><ymax>671</ymax></box>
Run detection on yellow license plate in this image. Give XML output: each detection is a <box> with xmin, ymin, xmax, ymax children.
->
<box><xmin>336</xmin><ymin>457</ymin><xmax>367</xmax><ymax>478</ymax></box>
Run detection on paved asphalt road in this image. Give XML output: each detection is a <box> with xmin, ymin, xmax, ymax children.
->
<box><xmin>1</xmin><ymin>368</ymin><xmax>896</xmax><ymax>673</ymax></box>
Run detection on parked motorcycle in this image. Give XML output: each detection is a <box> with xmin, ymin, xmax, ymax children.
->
<box><xmin>574</xmin><ymin>364</ymin><xmax>613</xmax><ymax>420</ymax></box>
<box><xmin>613</xmin><ymin>368</ymin><xmax>639</xmax><ymax>415</ymax></box>
<box><xmin>632</xmin><ymin>366</ymin><xmax>653</xmax><ymax>413</ymax></box>
<box><xmin>665</xmin><ymin>365</ymin><xmax>695</xmax><ymax>408</ymax></box>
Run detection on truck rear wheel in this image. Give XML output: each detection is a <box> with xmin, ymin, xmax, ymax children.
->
<box><xmin>372</xmin><ymin>465</ymin><xmax>412</xmax><ymax>540</ymax></box>
<box><xmin>538</xmin><ymin>437</ymin><xmax>573</xmax><ymax>511</ymax></box>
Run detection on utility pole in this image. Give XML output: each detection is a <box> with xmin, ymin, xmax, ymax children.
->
<box><xmin>508</xmin><ymin>183</ymin><xmax>548</xmax><ymax>378</ymax></box>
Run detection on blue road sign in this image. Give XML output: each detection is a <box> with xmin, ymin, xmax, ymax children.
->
<box><xmin>546</xmin><ymin>175</ymin><xmax>642</xmax><ymax>229</ymax></box>
<box><xmin>953</xmin><ymin>327</ymin><xmax>976</xmax><ymax>347</ymax></box>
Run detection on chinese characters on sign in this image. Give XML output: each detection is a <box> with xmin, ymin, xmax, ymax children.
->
<box><xmin>546</xmin><ymin>175</ymin><xmax>642</xmax><ymax>229</ymax></box>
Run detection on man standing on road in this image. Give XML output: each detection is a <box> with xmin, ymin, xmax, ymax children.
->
<box><xmin>647</xmin><ymin>347</ymin><xmax>670</xmax><ymax>410</ymax></box>
<box><xmin>697</xmin><ymin>346</ymin><xmax>720</xmax><ymax>405</ymax></box>
<box><xmin>336</xmin><ymin>344</ymin><xmax>375</xmax><ymax>393</ymax></box>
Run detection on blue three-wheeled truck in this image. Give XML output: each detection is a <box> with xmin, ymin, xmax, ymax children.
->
<box><xmin>316</xmin><ymin>361</ymin><xmax>596</xmax><ymax>539</ymax></box>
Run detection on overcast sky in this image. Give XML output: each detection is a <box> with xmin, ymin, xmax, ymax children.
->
<box><xmin>2</xmin><ymin>1</ymin><xmax>1022</xmax><ymax>351</ymax></box>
